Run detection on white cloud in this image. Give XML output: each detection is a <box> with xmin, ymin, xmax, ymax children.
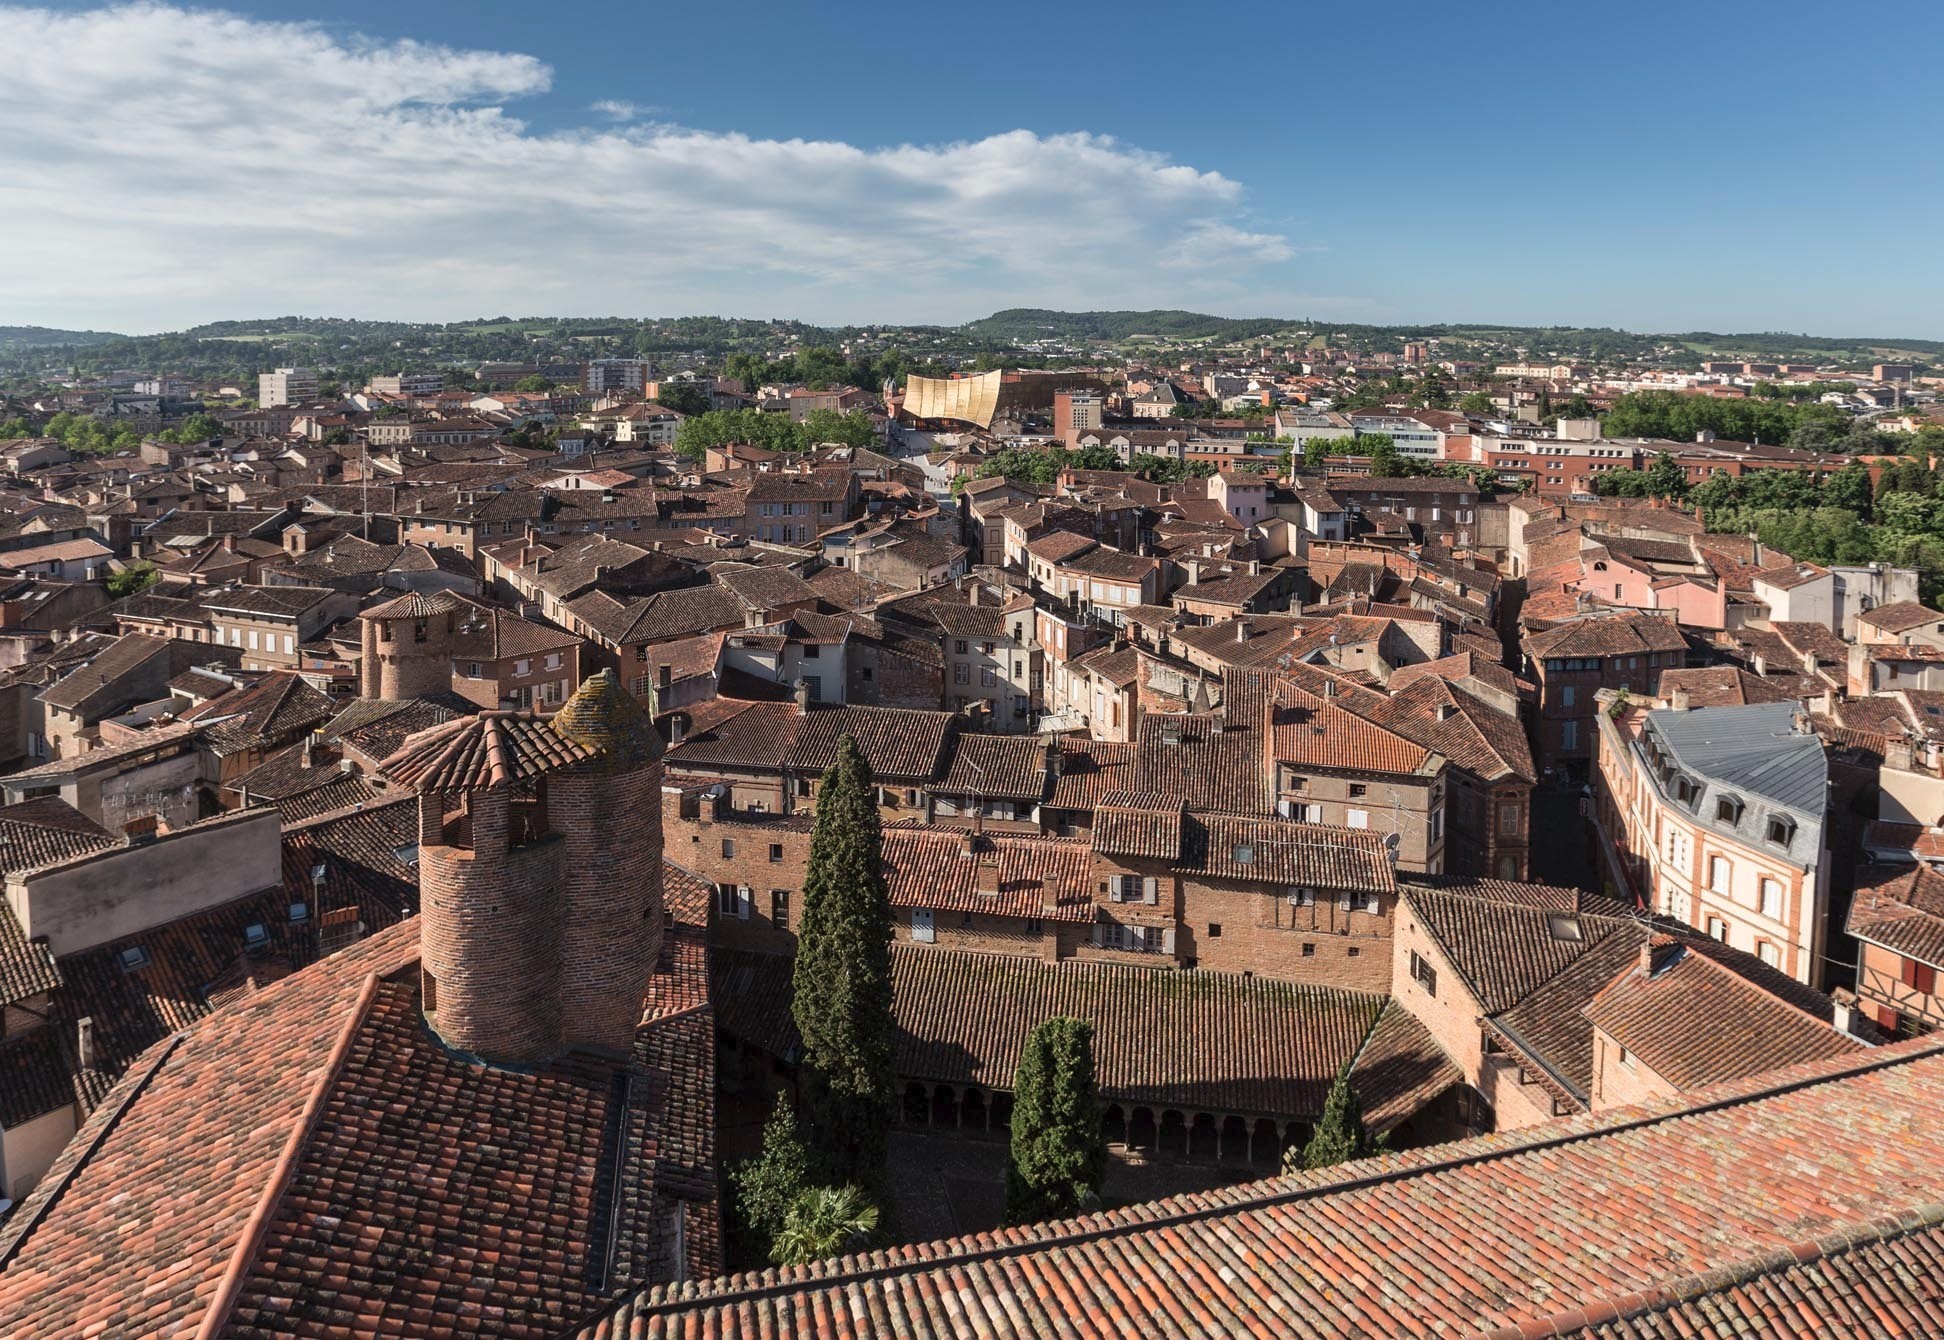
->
<box><xmin>590</xmin><ymin>99</ymin><xmax>651</xmax><ymax>122</ymax></box>
<box><xmin>0</xmin><ymin>3</ymin><xmax>1306</xmax><ymax>330</ymax></box>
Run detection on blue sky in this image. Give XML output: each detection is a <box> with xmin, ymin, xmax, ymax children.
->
<box><xmin>3</xmin><ymin>0</ymin><xmax>1941</xmax><ymax>335</ymax></box>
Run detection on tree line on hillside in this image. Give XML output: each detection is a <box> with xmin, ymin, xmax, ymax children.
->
<box><xmin>672</xmin><ymin>407</ymin><xmax>880</xmax><ymax>461</ymax></box>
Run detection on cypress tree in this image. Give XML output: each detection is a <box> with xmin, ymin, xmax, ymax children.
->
<box><xmin>1005</xmin><ymin>1016</ymin><xmax>1106</xmax><ymax>1225</ymax></box>
<box><xmin>729</xmin><ymin>1093</ymin><xmax>812</xmax><ymax>1261</ymax></box>
<box><xmin>1298</xmin><ymin>1066</ymin><xmax>1377</xmax><ymax>1171</ymax></box>
<box><xmin>792</xmin><ymin>734</ymin><xmax>895</xmax><ymax>1180</ymax></box>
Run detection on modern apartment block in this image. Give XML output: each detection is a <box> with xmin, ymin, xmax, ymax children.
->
<box><xmin>257</xmin><ymin>366</ymin><xmax>320</xmax><ymax>407</ymax></box>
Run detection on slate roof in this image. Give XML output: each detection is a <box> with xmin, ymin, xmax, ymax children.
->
<box><xmin>576</xmin><ymin>1032</ymin><xmax>1944</xmax><ymax>1340</ymax></box>
<box><xmin>1639</xmin><ymin>703</ymin><xmax>1827</xmax><ymax>864</ymax></box>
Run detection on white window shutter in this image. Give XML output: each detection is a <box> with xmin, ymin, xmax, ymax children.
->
<box><xmin>1142</xmin><ymin>876</ymin><xmax>1157</xmax><ymax>904</ymax></box>
<box><xmin>737</xmin><ymin>886</ymin><xmax>752</xmax><ymax>920</ymax></box>
<box><xmin>1338</xmin><ymin>891</ymin><xmax>1353</xmax><ymax>911</ymax></box>
<box><xmin>1161</xmin><ymin>927</ymin><xmax>1176</xmax><ymax>955</ymax></box>
<box><xmin>1091</xmin><ymin>922</ymin><xmax>1104</xmax><ymax>947</ymax></box>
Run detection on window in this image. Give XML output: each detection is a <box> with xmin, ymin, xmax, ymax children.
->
<box><xmin>1906</xmin><ymin>960</ymin><xmax>1939</xmax><ymax>994</ymax></box>
<box><xmin>1618</xmin><ymin>1045</ymin><xmax>1636</xmax><ymax>1070</ymax></box>
<box><xmin>1706</xmin><ymin>916</ymin><xmax>1727</xmax><ymax>942</ymax></box>
<box><xmin>717</xmin><ymin>884</ymin><xmax>751</xmax><ymax>919</ymax></box>
<box><xmin>288</xmin><ymin>901</ymin><xmax>310</xmax><ymax>924</ymax></box>
<box><xmin>1715</xmin><ymin>795</ymin><xmax>1743</xmax><ymax>825</ymax></box>
<box><xmin>1409</xmin><ymin>949</ymin><xmax>1438</xmax><ymax>996</ymax></box>
<box><xmin>801</xmin><ymin>644</ymin><xmax>821</xmax><ymax>660</ymax></box>
<box><xmin>117</xmin><ymin>945</ymin><xmax>152</xmax><ymax>973</ymax></box>
<box><xmin>1497</xmin><ymin>803</ymin><xmax>1521</xmax><ymax>836</ymax></box>
<box><xmin>514</xmin><ymin>658</ymin><xmax>531</xmax><ymax>676</ymax></box>
<box><xmin>953</xmin><ymin>663</ymin><xmax>969</xmax><ymax>685</ymax></box>
<box><xmin>422</xmin><ymin>969</ymin><xmax>437</xmax><ymax>1012</ymax></box>
<box><xmin>1759</xmin><ymin>878</ymin><xmax>1782</xmax><ymax>919</ymax></box>
<box><xmin>771</xmin><ymin>889</ymin><xmax>791</xmax><ymax>925</ymax></box>
<box><xmin>981</xmin><ymin>666</ymin><xmax>997</xmax><ymax>687</ymax></box>
<box><xmin>1301</xmin><ymin>942</ymin><xmax>1316</xmax><ymax>957</ymax></box>
<box><xmin>954</xmin><ymin>639</ymin><xmax>968</xmax><ymax>655</ymax></box>
<box><xmin>1206</xmin><ymin>923</ymin><xmax>1222</xmax><ymax>938</ymax></box>
<box><xmin>721</xmin><ymin>838</ymin><xmax>736</xmax><ymax>858</ymax></box>
<box><xmin>1708</xmin><ymin>856</ymin><xmax>1730</xmax><ymax>894</ymax></box>
<box><xmin>1562</xmin><ymin>720</ymin><xmax>1579</xmax><ymax>751</ymax></box>
<box><xmin>1757</xmin><ymin>940</ymin><xmax>1780</xmax><ymax>968</ymax></box>
<box><xmin>1346</xmin><ymin>808</ymin><xmax>1369</xmax><ymax>829</ymax></box>
<box><xmin>1561</xmin><ymin>685</ymin><xmax>1575</xmax><ymax>709</ymax></box>
<box><xmin>1348</xmin><ymin>783</ymin><xmax>1367</xmax><ymax>798</ymax></box>
<box><xmin>766</xmin><ymin>842</ymin><xmax>784</xmax><ymax>863</ymax></box>
<box><xmin>1765</xmin><ymin>816</ymin><xmax>1795</xmax><ymax>849</ymax></box>
<box><xmin>545</xmin><ymin>653</ymin><xmax>562</xmax><ymax>671</ymax></box>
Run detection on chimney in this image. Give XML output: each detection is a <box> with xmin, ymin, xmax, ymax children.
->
<box><xmin>1235</xmin><ymin>621</ymin><xmax>1249</xmax><ymax>643</ymax></box>
<box><xmin>76</xmin><ymin>1017</ymin><xmax>95</xmax><ymax>1070</ymax></box>
<box><xmin>965</xmin><ymin>583</ymin><xmax>979</xmax><ymax>607</ymax></box>
<box><xmin>793</xmin><ymin>678</ymin><xmax>810</xmax><ymax>710</ymax></box>
<box><xmin>300</xmin><ymin>732</ymin><xmax>315</xmax><ymax>768</ymax></box>
<box><xmin>222</xmin><ymin>533</ymin><xmax>236</xmax><ymax>554</ymax></box>
<box><xmin>1819</xmin><ymin>689</ymin><xmax>1835</xmax><ymax>716</ymax></box>
<box><xmin>1753</xmin><ymin>653</ymin><xmax>1767</xmax><ymax>678</ymax></box>
<box><xmin>1322</xmin><ymin>678</ymin><xmax>1337</xmax><ymax>701</ymax></box>
<box><xmin>1638</xmin><ymin>940</ymin><xmax>1655</xmax><ymax>977</ymax></box>
<box><xmin>975</xmin><ymin>841</ymin><xmax>1002</xmax><ymax>896</ymax></box>
<box><xmin>1436</xmin><ymin>702</ymin><xmax>1458</xmax><ymax>722</ymax></box>
<box><xmin>1669</xmin><ymin>685</ymin><xmax>1691</xmax><ymax>712</ymax></box>
<box><xmin>1042</xmin><ymin>733</ymin><xmax>1061</xmax><ymax>780</ymax></box>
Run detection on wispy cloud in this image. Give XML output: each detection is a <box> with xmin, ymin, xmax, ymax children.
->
<box><xmin>0</xmin><ymin>3</ymin><xmax>1306</xmax><ymax>329</ymax></box>
<box><xmin>590</xmin><ymin>98</ymin><xmax>654</xmax><ymax>122</ymax></box>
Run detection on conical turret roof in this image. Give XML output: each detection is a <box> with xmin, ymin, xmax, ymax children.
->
<box><xmin>549</xmin><ymin>668</ymin><xmax>662</xmax><ymax>770</ymax></box>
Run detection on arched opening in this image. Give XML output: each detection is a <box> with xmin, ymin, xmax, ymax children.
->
<box><xmin>1250</xmin><ymin>1118</ymin><xmax>1281</xmax><ymax>1169</ymax></box>
<box><xmin>1220</xmin><ymin>1115</ymin><xmax>1250</xmax><ymax>1164</ymax></box>
<box><xmin>960</xmin><ymin>1087</ymin><xmax>989</xmax><ymax>1132</ymax></box>
<box><xmin>930</xmin><ymin>1085</ymin><xmax>958</xmax><ymax>1127</ymax></box>
<box><xmin>990</xmin><ymin>1090</ymin><xmax>1014</xmax><ymax>1135</ymax></box>
<box><xmin>903</xmin><ymin>1081</ymin><xmax>929</xmax><ymax>1124</ymax></box>
<box><xmin>1102</xmin><ymin>1104</ymin><xmax>1128</xmax><ymax>1148</ymax></box>
<box><xmin>1159</xmin><ymin>1110</ymin><xmax>1188</xmax><ymax>1158</ymax></box>
<box><xmin>1188</xmin><ymin>1113</ymin><xmax>1219</xmax><ymax>1162</ymax></box>
<box><xmin>1127</xmin><ymin>1106</ymin><xmax>1158</xmax><ymax>1152</ymax></box>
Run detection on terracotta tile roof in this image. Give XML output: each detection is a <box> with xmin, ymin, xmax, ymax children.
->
<box><xmin>1130</xmin><ymin>707</ymin><xmax>1272</xmax><ymax>814</ymax></box>
<box><xmin>1346</xmin><ymin>1001</ymin><xmax>1462</xmax><ymax>1133</ymax></box>
<box><xmin>1092</xmin><ymin>791</ymin><xmax>1184</xmax><ymax>860</ymax></box>
<box><xmin>1271</xmin><ymin>680</ymin><xmax>1436</xmax><ymax>776</ymax></box>
<box><xmin>34</xmin><ymin>630</ymin><xmax>175</xmax><ymax>713</ymax></box>
<box><xmin>936</xmin><ymin>732</ymin><xmax>1051</xmax><ymax>801</ymax></box>
<box><xmin>451</xmin><ymin>600</ymin><xmax>583</xmax><ymax>660</ymax></box>
<box><xmin>0</xmin><ymin>795</ymin><xmax>116</xmax><ymax>882</ymax></box>
<box><xmin>1583</xmin><ymin>939</ymin><xmax>1862</xmax><ymax>1092</ymax></box>
<box><xmin>1848</xmin><ymin>862</ymin><xmax>1944</xmax><ymax>968</ymax></box>
<box><xmin>181</xmin><ymin>670</ymin><xmax>335</xmax><ymax>756</ymax></box>
<box><xmin>1859</xmin><ymin>599</ymin><xmax>1942</xmax><ymax>634</ymax></box>
<box><xmin>323</xmin><ymin>693</ymin><xmax>474</xmax><ymax>764</ymax></box>
<box><xmin>663</xmin><ymin>699</ymin><xmax>801</xmax><ymax>772</ymax></box>
<box><xmin>1524</xmin><ymin>611</ymin><xmax>1688</xmax><ymax>660</ymax></box>
<box><xmin>586</xmin><ymin>1020</ymin><xmax>1944</xmax><ymax>1340</ymax></box>
<box><xmin>785</xmin><ymin>704</ymin><xmax>955</xmax><ymax>782</ymax></box>
<box><xmin>1659</xmin><ymin>664</ymin><xmax>1801</xmax><ymax>707</ymax></box>
<box><xmin>880</xmin><ymin>825</ymin><xmax>1095</xmax><ymax>922</ymax></box>
<box><xmin>1044</xmin><ymin>739</ymin><xmax>1134</xmax><ymax>811</ymax></box>
<box><xmin>713</xmin><ymin>944</ymin><xmax>1395</xmax><ymax>1120</ymax></box>
<box><xmin>381</xmin><ymin>709</ymin><xmax>596</xmax><ymax>790</ymax></box>
<box><xmin>1370</xmin><ymin>676</ymin><xmax>1536</xmax><ymax>783</ymax></box>
<box><xmin>1183</xmin><ymin>813</ymin><xmax>1396</xmax><ymax>894</ymax></box>
<box><xmin>1403</xmin><ymin>884</ymin><xmax>1641</xmax><ymax>1014</ymax></box>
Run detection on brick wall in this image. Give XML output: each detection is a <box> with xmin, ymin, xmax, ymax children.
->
<box><xmin>1181</xmin><ymin>880</ymin><xmax>1392</xmax><ymax>993</ymax></box>
<box><xmin>417</xmin><ymin>788</ymin><xmax>566</xmax><ymax>1063</ymax></box>
<box><xmin>553</xmin><ymin>761</ymin><xmax>663</xmax><ymax>1056</ymax></box>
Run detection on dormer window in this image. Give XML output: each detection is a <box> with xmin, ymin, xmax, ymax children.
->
<box><xmin>1766</xmin><ymin>815</ymin><xmax>1796</xmax><ymax>849</ymax></box>
<box><xmin>117</xmin><ymin>945</ymin><xmax>151</xmax><ymax>973</ymax></box>
<box><xmin>1716</xmin><ymin>795</ymin><xmax>1744</xmax><ymax>825</ymax></box>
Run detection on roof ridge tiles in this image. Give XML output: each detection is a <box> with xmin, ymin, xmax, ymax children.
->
<box><xmin>197</xmin><ymin>972</ymin><xmax>381</xmax><ymax>1340</ymax></box>
<box><xmin>1474</xmin><ymin>1200</ymin><xmax>1944</xmax><ymax>1340</ymax></box>
<box><xmin>600</xmin><ymin>1037</ymin><xmax>1944</xmax><ymax>1328</ymax></box>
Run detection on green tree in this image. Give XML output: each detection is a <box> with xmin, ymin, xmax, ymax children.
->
<box><xmin>106</xmin><ymin>561</ymin><xmax>158</xmax><ymax>599</ymax></box>
<box><xmin>792</xmin><ymin>735</ymin><xmax>895</xmax><ymax>1180</ymax></box>
<box><xmin>1458</xmin><ymin>392</ymin><xmax>1493</xmax><ymax>415</ymax></box>
<box><xmin>1294</xmin><ymin>1067</ymin><xmax>1379</xmax><ymax>1171</ymax></box>
<box><xmin>514</xmin><ymin>374</ymin><xmax>554</xmax><ymax>392</ymax></box>
<box><xmin>770</xmin><ymin>1185</ymin><xmax>880</xmax><ymax>1266</ymax></box>
<box><xmin>1363</xmin><ymin>433</ymin><xmax>1407</xmax><ymax>477</ymax></box>
<box><xmin>1644</xmin><ymin>450</ymin><xmax>1689</xmax><ymax>500</ymax></box>
<box><xmin>1005</xmin><ymin>1017</ymin><xmax>1106</xmax><ymax>1225</ymax></box>
<box><xmin>1825</xmin><ymin>462</ymin><xmax>1875</xmax><ymax>519</ymax></box>
<box><xmin>655</xmin><ymin>381</ymin><xmax>712</xmax><ymax>416</ymax></box>
<box><xmin>1303</xmin><ymin>437</ymin><xmax>1333</xmax><ymax>470</ymax></box>
<box><xmin>730</xmin><ymin>1093</ymin><xmax>814</xmax><ymax>1261</ymax></box>
<box><xmin>799</xmin><ymin>407</ymin><xmax>879</xmax><ymax>450</ymax></box>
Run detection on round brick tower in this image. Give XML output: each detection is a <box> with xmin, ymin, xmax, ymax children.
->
<box><xmin>547</xmin><ymin>669</ymin><xmax>665</xmax><ymax>1057</ymax></box>
<box><xmin>359</xmin><ymin>590</ymin><xmax>459</xmax><ymax>701</ymax></box>
<box><xmin>381</xmin><ymin>670</ymin><xmax>664</xmax><ymax>1064</ymax></box>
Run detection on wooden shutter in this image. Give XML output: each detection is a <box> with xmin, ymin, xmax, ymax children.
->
<box><xmin>1142</xmin><ymin>876</ymin><xmax>1158</xmax><ymax>904</ymax></box>
<box><xmin>1161</xmin><ymin>927</ymin><xmax>1176</xmax><ymax>955</ymax></box>
<box><xmin>736</xmin><ymin>886</ymin><xmax>752</xmax><ymax>920</ymax></box>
